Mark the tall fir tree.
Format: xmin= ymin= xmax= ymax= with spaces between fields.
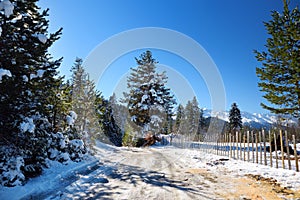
xmin=46 ymin=79 xmax=72 ymax=132
xmin=0 ymin=0 xmax=65 ymax=186
xmin=228 ymin=102 xmax=242 ymax=133
xmin=174 ymin=104 xmax=184 ymax=133
xmin=181 ymin=97 xmax=200 ymax=137
xmin=70 ymin=58 xmax=100 ymax=146
xmin=109 ymin=93 xmax=128 ymax=133
xmin=197 ymin=108 xmax=206 ymax=136
xmin=0 ymin=0 xmax=62 ymax=141
xmin=124 ymin=50 xmax=176 ymax=134
xmin=96 ymin=95 xmax=123 ymax=146
xmin=254 ymin=0 xmax=300 ymax=123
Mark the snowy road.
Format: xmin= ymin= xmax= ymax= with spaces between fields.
xmin=45 ymin=144 xmax=300 ymax=200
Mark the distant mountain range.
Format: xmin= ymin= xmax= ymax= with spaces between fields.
xmin=202 ymin=109 xmax=297 ymax=129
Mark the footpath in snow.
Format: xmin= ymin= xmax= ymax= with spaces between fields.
xmin=1 ymin=141 xmax=300 ymax=199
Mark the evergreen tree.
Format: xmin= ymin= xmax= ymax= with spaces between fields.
xmin=70 ymin=58 xmax=100 ymax=146
xmin=182 ymin=97 xmax=200 ymax=137
xmin=197 ymin=108 xmax=206 ymax=138
xmin=96 ymin=95 xmax=123 ymax=146
xmin=228 ymin=102 xmax=242 ymax=132
xmin=0 ymin=0 xmax=62 ymax=141
xmin=191 ymin=97 xmax=200 ymax=131
xmin=124 ymin=50 xmax=176 ymax=134
xmin=254 ymin=0 xmax=300 ymax=123
xmin=109 ymin=93 xmax=128 ymax=133
xmin=174 ymin=104 xmax=184 ymax=133
xmin=0 ymin=0 xmax=63 ymax=186
xmin=46 ymin=79 xmax=72 ymax=132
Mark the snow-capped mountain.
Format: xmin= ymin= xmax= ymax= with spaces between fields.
xmin=202 ymin=109 xmax=297 ymax=128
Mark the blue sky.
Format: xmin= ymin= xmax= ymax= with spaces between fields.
xmin=39 ymin=0 xmax=299 ymax=113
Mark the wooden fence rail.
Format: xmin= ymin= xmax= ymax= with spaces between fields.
xmin=198 ymin=130 xmax=299 ymax=172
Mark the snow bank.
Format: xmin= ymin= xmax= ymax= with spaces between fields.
xmin=0 ymin=158 xmax=98 ymax=200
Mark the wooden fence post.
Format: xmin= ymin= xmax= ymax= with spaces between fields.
xmin=221 ymin=134 xmax=223 ymax=156
xmin=239 ymin=132 xmax=242 ymax=160
xmin=280 ymin=130 xmax=285 ymax=169
xmin=216 ymin=135 xmax=219 ymax=155
xmin=259 ymin=131 xmax=262 ymax=165
xmin=229 ymin=133 xmax=232 ymax=158
xmin=226 ymin=133 xmax=230 ymax=157
xmin=224 ymin=134 xmax=227 ymax=157
xmin=256 ymin=132 xmax=259 ymax=164
xmin=205 ymin=130 xmax=298 ymax=172
xmin=285 ymin=131 xmax=291 ymax=170
xmin=252 ymin=131 xmax=255 ymax=163
xmin=262 ymin=130 xmax=267 ymax=166
xmin=243 ymin=133 xmax=246 ymax=161
xmin=269 ymin=130 xmax=273 ymax=168
xmin=274 ymin=133 xmax=278 ymax=169
xmin=205 ymin=134 xmax=207 ymax=153
xmin=293 ymin=135 xmax=299 ymax=172
xmin=225 ymin=134 xmax=227 ymax=157
xmin=232 ymin=134 xmax=236 ymax=159
xmin=236 ymin=132 xmax=239 ymax=160
xmin=247 ymin=131 xmax=250 ymax=162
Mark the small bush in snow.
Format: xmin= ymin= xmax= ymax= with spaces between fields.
xmin=69 ymin=139 xmax=86 ymax=162
xmin=0 ymin=147 xmax=25 ymax=187
xmin=48 ymin=131 xmax=87 ymax=163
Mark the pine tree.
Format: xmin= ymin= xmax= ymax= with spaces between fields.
xmin=197 ymin=108 xmax=206 ymax=137
xmin=70 ymin=58 xmax=100 ymax=147
xmin=109 ymin=93 xmax=128 ymax=133
xmin=124 ymin=50 xmax=176 ymax=134
xmin=0 ymin=0 xmax=63 ymax=186
xmin=46 ymin=79 xmax=72 ymax=132
xmin=228 ymin=102 xmax=242 ymax=132
xmin=182 ymin=97 xmax=200 ymax=137
xmin=174 ymin=104 xmax=184 ymax=133
xmin=0 ymin=0 xmax=62 ymax=140
xmin=96 ymin=95 xmax=123 ymax=146
xmin=254 ymin=0 xmax=300 ymax=123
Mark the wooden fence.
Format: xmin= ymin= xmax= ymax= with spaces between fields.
xmin=198 ymin=130 xmax=299 ymax=172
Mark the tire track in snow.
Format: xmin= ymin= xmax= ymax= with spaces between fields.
xmin=21 ymin=160 xmax=102 ymax=200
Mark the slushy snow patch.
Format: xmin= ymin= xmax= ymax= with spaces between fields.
xmin=0 ymin=0 xmax=14 ymax=18
xmin=0 ymin=68 xmax=12 ymax=82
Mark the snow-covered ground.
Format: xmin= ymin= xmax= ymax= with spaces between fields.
xmin=1 ymin=141 xmax=300 ymax=199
